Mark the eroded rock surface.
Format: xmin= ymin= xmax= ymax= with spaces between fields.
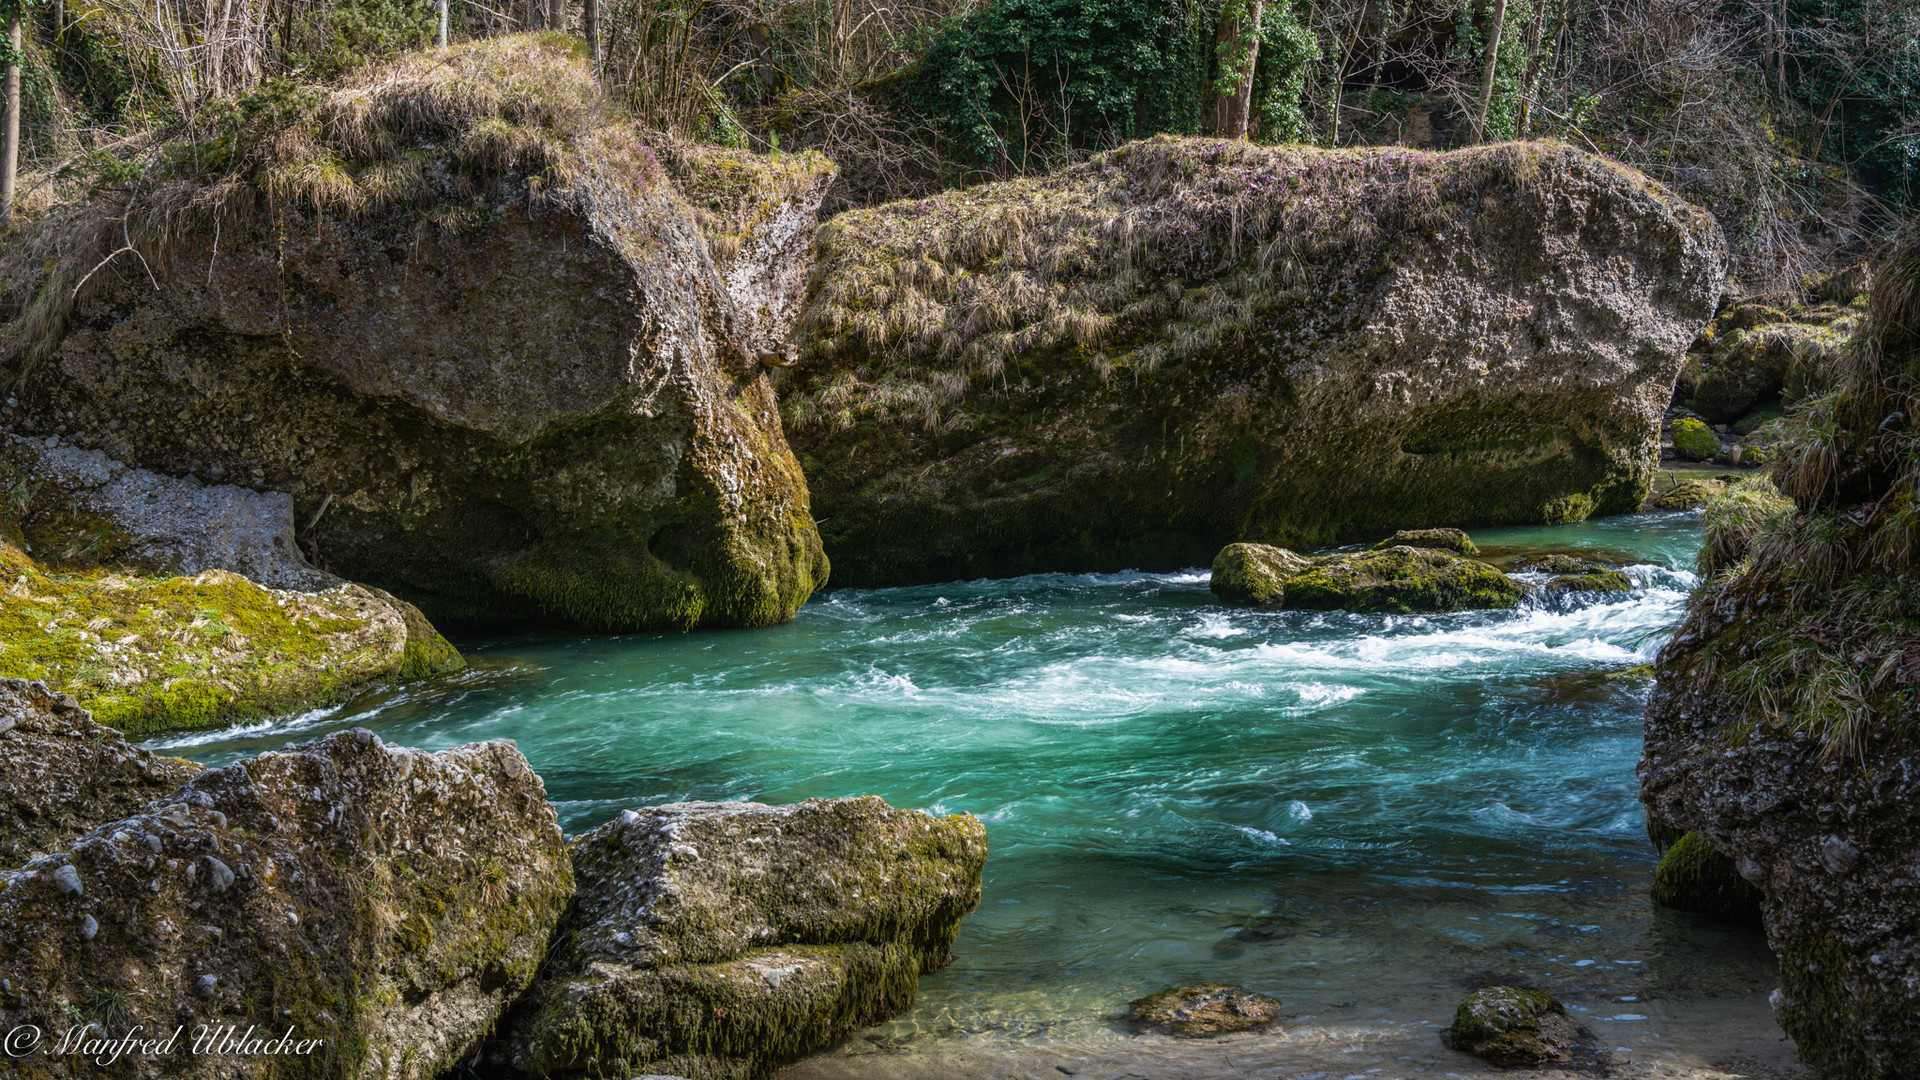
xmin=0 ymin=728 xmax=573 ymax=1080
xmin=1209 ymin=542 xmax=1311 ymax=607
xmin=0 ymin=678 xmax=203 ymax=866
xmin=1125 ymin=983 xmax=1282 ymax=1038
xmin=0 ymin=37 xmax=831 ymax=634
xmin=1282 ymin=546 xmax=1522 ymax=614
xmin=505 ymin=796 xmax=987 ymax=1079
xmin=788 ymin=137 xmax=1726 ymax=585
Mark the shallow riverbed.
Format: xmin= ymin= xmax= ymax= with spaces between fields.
xmin=152 ymin=513 xmax=1796 ymax=1079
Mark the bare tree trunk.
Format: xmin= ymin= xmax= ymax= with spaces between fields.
xmin=1515 ymin=0 xmax=1548 ymax=137
xmin=211 ymin=0 xmax=235 ymax=98
xmin=52 ymin=0 xmax=63 ymax=34
xmin=437 ymin=0 xmax=448 ymax=46
xmin=1472 ymin=0 xmax=1509 ymax=144
xmin=586 ymin=0 xmax=598 ymax=60
xmin=748 ymin=14 xmax=776 ymax=105
xmin=548 ymin=0 xmax=565 ymax=34
xmin=1214 ymin=0 xmax=1263 ymax=138
xmin=1 ymin=13 xmax=18 ymax=230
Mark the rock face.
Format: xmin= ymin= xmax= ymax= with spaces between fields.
xmin=0 ymin=728 xmax=573 ymax=1080
xmin=0 ymin=678 xmax=203 ymax=866
xmin=1209 ymin=542 xmax=1310 ymax=606
xmin=504 ymin=796 xmax=988 ymax=1079
xmin=0 ymin=36 xmax=830 ymax=633
xmin=1 ymin=438 xmax=463 ymax=736
xmin=1441 ymin=986 xmax=1588 ymax=1066
xmin=1282 ymin=546 xmax=1522 ymax=613
xmin=1683 ymin=300 xmax=1857 ymax=425
xmin=1649 ymin=830 xmax=1763 ymax=926
xmin=1642 ymin=235 xmax=1920 ymax=1077
xmin=1125 ymin=983 xmax=1282 ymax=1038
xmin=787 ymin=137 xmax=1725 ymax=586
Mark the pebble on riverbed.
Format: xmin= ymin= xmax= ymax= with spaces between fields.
xmin=1125 ymin=983 xmax=1283 ymax=1038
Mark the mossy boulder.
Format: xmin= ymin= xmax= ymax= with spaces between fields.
xmin=1280 ymin=546 xmax=1523 ymax=614
xmin=1125 ymin=983 xmax=1282 ymax=1038
xmin=786 ymin=137 xmax=1725 ymax=586
xmin=0 ymin=728 xmax=574 ymax=1080
xmin=1441 ymin=986 xmax=1588 ymax=1066
xmin=0 ymin=37 xmax=831 ymax=634
xmin=1210 ymin=542 xmax=1311 ymax=607
xmin=1651 ymin=831 xmax=1763 ymax=926
xmin=1371 ymin=527 xmax=1478 ymax=555
xmin=1648 ymin=476 xmax=1728 ymax=510
xmin=1536 ymin=569 xmax=1633 ymax=595
xmin=1689 ymin=301 xmax=1856 ymax=423
xmin=0 ymin=678 xmax=204 ymax=867
xmin=1669 ymin=418 xmax=1722 ymax=461
xmin=503 ymin=796 xmax=987 ymax=1079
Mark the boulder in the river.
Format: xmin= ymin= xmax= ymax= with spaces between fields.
xmin=0 ymin=437 xmax=463 ymax=735
xmin=0 ymin=36 xmax=831 ymax=634
xmin=1371 ymin=528 xmax=1478 ymax=555
xmin=1210 ymin=543 xmax=1311 ymax=607
xmin=786 ymin=137 xmax=1726 ymax=586
xmin=0 ymin=678 xmax=203 ymax=867
xmin=1125 ymin=983 xmax=1282 ymax=1038
xmin=0 ymin=728 xmax=573 ymax=1079
xmin=1280 ymin=547 xmax=1523 ymax=614
xmin=1650 ymin=831 xmax=1763 ymax=926
xmin=504 ymin=796 xmax=987 ymax=1079
xmin=1647 ymin=477 xmax=1728 ymax=510
xmin=1441 ymin=986 xmax=1588 ymax=1066
xmin=1669 ymin=418 xmax=1722 ymax=462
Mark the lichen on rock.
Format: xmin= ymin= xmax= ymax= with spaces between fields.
xmin=0 ymin=728 xmax=574 ymax=1079
xmin=504 ymin=796 xmax=987 ymax=1079
xmin=1210 ymin=542 xmax=1311 ymax=607
xmin=0 ymin=678 xmax=203 ymax=866
xmin=0 ymin=35 xmax=831 ymax=635
xmin=1441 ymin=986 xmax=1589 ymax=1066
xmin=786 ymin=136 xmax=1725 ymax=586
xmin=1280 ymin=546 xmax=1523 ymax=614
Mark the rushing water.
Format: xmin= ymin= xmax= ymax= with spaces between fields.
xmin=153 ymin=513 xmax=1794 ymax=1079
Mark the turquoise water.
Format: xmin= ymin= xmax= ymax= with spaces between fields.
xmin=152 ymin=513 xmax=1785 ymax=1076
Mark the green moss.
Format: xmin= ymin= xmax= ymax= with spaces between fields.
xmin=1210 ymin=543 xmax=1309 ymax=606
xmin=1671 ymin=418 xmax=1722 ymax=461
xmin=1773 ymin=934 xmax=1914 ymax=1080
xmin=1441 ymin=986 xmax=1575 ymax=1066
xmin=1370 ymin=528 xmax=1477 ymax=555
xmin=1282 ymin=547 xmax=1523 ymax=614
xmin=1540 ymin=569 xmax=1633 ymax=593
xmin=1650 ymin=832 xmax=1763 ymax=925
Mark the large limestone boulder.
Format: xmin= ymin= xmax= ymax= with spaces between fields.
xmin=503 ymin=796 xmax=988 ymax=1079
xmin=0 ymin=36 xmax=830 ymax=633
xmin=0 ymin=728 xmax=573 ymax=1079
xmin=786 ymin=136 xmax=1726 ymax=585
xmin=0 ymin=678 xmax=203 ymax=866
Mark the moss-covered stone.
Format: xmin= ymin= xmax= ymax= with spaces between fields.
xmin=786 ymin=138 xmax=1725 ymax=586
xmin=1125 ymin=983 xmax=1282 ymax=1038
xmin=1648 ymin=477 xmax=1728 ymax=510
xmin=1280 ymin=546 xmax=1523 ymax=614
xmin=1371 ymin=528 xmax=1477 ymax=555
xmin=1440 ymin=986 xmax=1588 ymax=1066
xmin=505 ymin=797 xmax=988 ymax=1079
xmin=0 ymin=37 xmax=831 ymax=635
xmin=1670 ymin=418 xmax=1722 ymax=461
xmin=1650 ymin=831 xmax=1763 ymax=925
xmin=1537 ymin=569 xmax=1634 ymax=594
xmin=1689 ymin=301 xmax=1856 ymax=423
xmin=1210 ymin=542 xmax=1310 ymax=607
xmin=0 ymin=729 xmax=574 ymax=1080
xmin=0 ymin=678 xmax=204 ymax=866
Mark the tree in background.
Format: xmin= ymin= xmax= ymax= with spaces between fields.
xmin=1 ymin=0 xmax=39 ymax=227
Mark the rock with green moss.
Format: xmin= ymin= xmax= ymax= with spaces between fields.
xmin=504 ymin=796 xmax=987 ymax=1079
xmin=1126 ymin=983 xmax=1282 ymax=1038
xmin=1647 ymin=477 xmax=1728 ymax=510
xmin=1371 ymin=528 xmax=1477 ymax=555
xmin=1280 ymin=546 xmax=1523 ymax=614
xmin=786 ymin=137 xmax=1725 ymax=586
xmin=1669 ymin=418 xmax=1723 ymax=461
xmin=1210 ymin=543 xmax=1311 ymax=607
xmin=0 ymin=678 xmax=204 ymax=867
xmin=1689 ymin=301 xmax=1856 ymax=423
xmin=1651 ymin=831 xmax=1763 ymax=925
xmin=0 ymin=728 xmax=574 ymax=1080
xmin=0 ymin=37 xmax=831 ymax=634
xmin=1536 ymin=569 xmax=1633 ymax=595
xmin=1441 ymin=986 xmax=1588 ymax=1066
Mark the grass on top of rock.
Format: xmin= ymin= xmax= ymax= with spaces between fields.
xmin=1676 ymin=231 xmax=1920 ymax=757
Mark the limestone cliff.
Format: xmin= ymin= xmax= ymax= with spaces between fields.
xmin=0 ymin=35 xmax=830 ymax=633
xmin=786 ymin=136 xmax=1726 ymax=585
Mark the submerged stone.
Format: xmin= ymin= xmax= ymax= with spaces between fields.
xmin=1281 ymin=547 xmax=1523 ymax=614
xmin=0 ymin=678 xmax=203 ymax=867
xmin=1371 ymin=528 xmax=1478 ymax=555
xmin=1651 ymin=831 xmax=1763 ymax=926
xmin=787 ymin=137 xmax=1726 ymax=586
xmin=1441 ymin=986 xmax=1588 ymax=1066
xmin=504 ymin=796 xmax=987 ymax=1079
xmin=0 ymin=728 xmax=573 ymax=1079
xmin=1126 ymin=983 xmax=1282 ymax=1038
xmin=1210 ymin=543 xmax=1311 ymax=607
